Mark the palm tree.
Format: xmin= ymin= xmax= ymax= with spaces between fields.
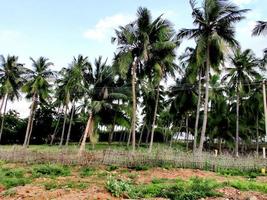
xmin=222 ymin=48 xmax=260 ymax=157
xmin=146 ymin=18 xmax=179 ymax=152
xmin=177 ymin=0 xmax=248 ymax=153
xmin=78 ymin=58 xmax=128 ymax=155
xmin=65 ymin=55 xmax=92 ymax=146
xmin=0 ymin=55 xmax=24 ymax=142
xmin=22 ymin=57 xmax=54 ymax=147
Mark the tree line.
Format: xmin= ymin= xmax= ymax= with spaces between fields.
xmin=0 ymin=0 xmax=267 ymax=156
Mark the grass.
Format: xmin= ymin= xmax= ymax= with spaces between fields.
xmin=0 ymin=168 xmax=31 ymax=189
xmin=79 ymin=167 xmax=96 ymax=177
xmin=217 ymin=168 xmax=264 ymax=178
xmin=106 ymin=176 xmax=222 ymax=199
xmin=228 ymin=179 xmax=267 ymax=194
xmin=43 ymin=180 xmax=88 ymax=190
xmin=32 ymin=164 xmax=71 ymax=178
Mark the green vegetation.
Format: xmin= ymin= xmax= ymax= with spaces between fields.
xmin=43 ymin=181 xmax=88 ymax=190
xmin=32 ymin=164 xmax=70 ymax=178
xmin=217 ymin=168 xmax=264 ymax=178
xmin=79 ymin=167 xmax=96 ymax=177
xmin=0 ymin=168 xmax=30 ymax=189
xmin=106 ymin=176 xmax=222 ymax=199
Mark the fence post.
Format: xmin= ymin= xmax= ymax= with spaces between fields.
xmin=263 ymin=147 xmax=266 ymax=159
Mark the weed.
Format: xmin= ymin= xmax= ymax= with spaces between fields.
xmin=228 ymin=180 xmax=267 ymax=194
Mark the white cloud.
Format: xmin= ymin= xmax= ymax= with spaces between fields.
xmin=83 ymin=14 xmax=133 ymax=42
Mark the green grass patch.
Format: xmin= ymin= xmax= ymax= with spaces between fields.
xmin=106 ymin=165 xmax=118 ymax=171
xmin=217 ymin=168 xmax=263 ymax=178
xmin=106 ymin=176 xmax=222 ymax=199
xmin=79 ymin=167 xmax=96 ymax=177
xmin=32 ymin=164 xmax=70 ymax=178
xmin=43 ymin=181 xmax=88 ymax=190
xmin=0 ymin=168 xmax=31 ymax=189
xmin=228 ymin=180 xmax=267 ymax=194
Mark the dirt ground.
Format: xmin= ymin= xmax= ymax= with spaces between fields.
xmin=1 ymin=167 xmax=267 ymax=200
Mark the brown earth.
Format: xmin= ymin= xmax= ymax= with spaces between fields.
xmin=1 ymin=167 xmax=267 ymax=200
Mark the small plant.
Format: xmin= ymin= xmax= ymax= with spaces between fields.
xmin=106 ymin=165 xmax=118 ymax=172
xmin=79 ymin=167 xmax=96 ymax=177
xmin=128 ymin=164 xmax=150 ymax=171
xmin=32 ymin=164 xmax=70 ymax=178
xmin=106 ymin=176 xmax=133 ymax=197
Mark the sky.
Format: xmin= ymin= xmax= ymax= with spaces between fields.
xmin=0 ymin=0 xmax=266 ymax=117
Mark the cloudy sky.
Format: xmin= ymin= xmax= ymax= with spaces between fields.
xmin=0 ymin=0 xmax=266 ymax=117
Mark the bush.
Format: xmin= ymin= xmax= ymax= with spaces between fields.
xmin=32 ymin=164 xmax=70 ymax=178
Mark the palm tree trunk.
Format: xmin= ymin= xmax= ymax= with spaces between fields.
xmin=131 ymin=59 xmax=137 ymax=152
xmin=149 ymin=84 xmax=160 ymax=153
xmin=78 ymin=112 xmax=92 ymax=157
xmin=59 ymin=106 xmax=68 ymax=147
xmin=256 ymin=113 xmax=259 ymax=157
xmin=50 ymin=107 xmax=62 ymax=145
xmin=65 ymin=102 xmax=75 ymax=146
xmin=108 ymin=114 xmax=116 ymax=145
xmin=262 ymin=80 xmax=267 ymax=141
xmin=186 ymin=114 xmax=189 ymax=151
xmin=0 ymin=95 xmax=8 ymax=142
xmin=235 ymin=86 xmax=240 ymax=157
xmin=219 ymin=138 xmax=222 ymax=155
xmin=138 ymin=120 xmax=146 ymax=147
xmin=0 ymin=94 xmax=7 ymax=115
xmin=23 ymin=94 xmax=36 ymax=148
xmin=193 ymin=74 xmax=202 ymax=153
xmin=197 ymin=47 xmax=210 ymax=153
xmin=26 ymin=108 xmax=36 ymax=147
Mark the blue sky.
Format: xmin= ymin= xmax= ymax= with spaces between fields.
xmin=0 ymin=0 xmax=266 ymax=116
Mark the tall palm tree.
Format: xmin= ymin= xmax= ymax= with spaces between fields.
xmin=0 ymin=55 xmax=24 ymax=142
xmin=22 ymin=57 xmax=54 ymax=147
xmin=177 ymin=0 xmax=248 ymax=153
xmin=65 ymin=55 xmax=92 ymax=146
xmin=146 ymin=19 xmax=179 ymax=152
xmin=112 ymin=7 xmax=152 ymax=151
xmin=222 ymin=48 xmax=260 ymax=157
xmin=78 ymin=58 xmax=128 ymax=155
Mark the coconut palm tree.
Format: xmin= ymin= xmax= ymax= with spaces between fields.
xmin=222 ymin=48 xmax=261 ymax=157
xmin=177 ymin=0 xmax=248 ymax=153
xmin=22 ymin=57 xmax=54 ymax=147
xmin=146 ymin=20 xmax=179 ymax=152
xmin=65 ymin=55 xmax=92 ymax=146
xmin=0 ymin=55 xmax=24 ymax=142
xmin=78 ymin=58 xmax=129 ymax=155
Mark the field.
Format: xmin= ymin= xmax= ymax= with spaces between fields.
xmin=0 ymin=144 xmax=267 ymax=199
